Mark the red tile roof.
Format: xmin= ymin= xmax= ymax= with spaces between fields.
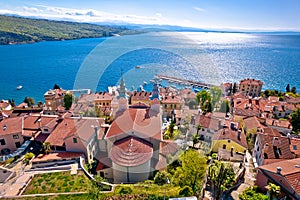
xmin=213 ymin=122 xmax=248 ymax=149
xmin=196 ymin=115 xmax=220 ymax=131
xmin=110 ymin=136 xmax=153 ymax=167
xmin=258 ymin=131 xmax=294 ymax=160
xmin=131 ymin=91 xmax=152 ymax=101
xmin=45 ymin=118 xmax=103 ymax=146
xmin=23 ymin=115 xmax=58 ymax=130
xmin=240 ymin=78 xmax=263 ymax=86
xmin=0 ymin=117 xmax=22 ymax=135
xmin=243 ymin=116 xmax=263 ymax=130
xmin=106 ymin=108 xmax=162 ymax=140
xmin=259 ymin=158 xmax=300 ymax=196
xmin=290 ymin=138 xmax=300 ymax=157
xmin=161 ymin=95 xmax=184 ymax=104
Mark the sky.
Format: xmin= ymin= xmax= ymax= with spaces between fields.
xmin=0 ymin=0 xmax=300 ymax=31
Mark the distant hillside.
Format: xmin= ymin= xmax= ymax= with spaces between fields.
xmin=0 ymin=15 xmax=139 ymax=45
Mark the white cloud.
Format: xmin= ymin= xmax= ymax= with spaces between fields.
xmin=193 ymin=6 xmax=206 ymax=12
xmin=0 ymin=5 xmax=165 ymax=25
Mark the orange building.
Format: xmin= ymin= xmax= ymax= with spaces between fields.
xmin=239 ymin=78 xmax=263 ymax=97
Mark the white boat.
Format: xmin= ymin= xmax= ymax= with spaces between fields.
xmin=143 ymin=81 xmax=147 ymax=85
xmin=16 ymin=85 xmax=23 ymax=90
xmin=135 ymin=66 xmax=142 ymax=69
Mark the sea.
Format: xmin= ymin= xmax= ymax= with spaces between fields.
xmin=0 ymin=31 xmax=300 ymax=104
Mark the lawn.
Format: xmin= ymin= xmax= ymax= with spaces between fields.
xmin=23 ymin=171 xmax=90 ymax=194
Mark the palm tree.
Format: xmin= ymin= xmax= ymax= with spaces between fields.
xmin=43 ymin=142 xmax=51 ymax=154
xmin=209 ymin=161 xmax=235 ymax=200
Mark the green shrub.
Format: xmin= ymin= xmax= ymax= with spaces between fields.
xmin=212 ymin=153 xmax=218 ymax=160
xmin=64 ymin=188 xmax=70 ymax=192
xmin=154 ymin=171 xmax=169 ymax=186
xmin=117 ymin=186 xmax=133 ymax=195
xmin=69 ymin=181 xmax=74 ymax=185
xmin=42 ymin=185 xmax=46 ymax=190
xmin=179 ymin=186 xmax=193 ymax=197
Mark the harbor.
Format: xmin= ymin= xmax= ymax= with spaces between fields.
xmin=155 ymin=74 xmax=216 ymax=89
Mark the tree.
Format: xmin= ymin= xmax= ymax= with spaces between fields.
xmin=88 ymin=175 xmax=106 ymax=200
xmin=37 ymin=101 xmax=43 ymax=108
xmin=239 ymin=186 xmax=269 ymax=200
xmin=291 ymin=86 xmax=297 ymax=94
xmin=286 ymin=84 xmax=290 ymax=93
xmin=210 ymin=86 xmax=222 ymax=108
xmin=219 ymin=100 xmax=230 ymax=113
xmin=265 ymin=183 xmax=280 ymax=199
xmin=43 ymin=142 xmax=51 ymax=154
xmin=64 ymin=93 xmax=73 ymax=110
xmin=208 ymin=161 xmax=235 ymax=200
xmin=53 ymin=84 xmax=61 ymax=89
xmin=154 ymin=171 xmax=169 ymax=186
xmin=10 ymin=99 xmax=15 ymax=107
xmin=24 ymin=152 xmax=34 ymax=165
xmin=24 ymin=97 xmax=35 ymax=107
xmin=196 ymin=90 xmax=211 ymax=107
xmin=172 ymin=150 xmax=207 ymax=196
xmin=232 ymin=83 xmax=237 ymax=94
xmin=196 ymin=124 xmax=201 ymax=135
xmin=192 ymin=134 xmax=199 ymax=148
xmin=291 ymin=108 xmax=300 ymax=134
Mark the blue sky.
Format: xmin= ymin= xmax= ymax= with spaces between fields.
xmin=0 ymin=0 xmax=299 ymax=31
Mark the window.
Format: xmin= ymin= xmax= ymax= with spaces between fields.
xmin=264 ymin=153 xmax=268 ymax=159
xmin=73 ymin=138 xmax=77 ymax=143
xmin=15 ymin=142 xmax=21 ymax=148
xmin=44 ymin=129 xmax=49 ymax=132
xmin=0 ymin=139 xmax=6 ymax=145
xmin=13 ymin=134 xmax=19 ymax=139
xmin=293 ymin=145 xmax=297 ymax=150
xmin=223 ymin=144 xmax=226 ymax=149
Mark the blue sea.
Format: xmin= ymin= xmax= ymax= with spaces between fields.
xmin=0 ymin=32 xmax=300 ymax=104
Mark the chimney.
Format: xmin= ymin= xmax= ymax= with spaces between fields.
xmin=231 ymin=147 xmax=234 ymax=157
xmin=3 ymin=124 xmax=6 ymax=131
xmin=218 ymin=120 xmax=222 ymax=129
xmin=238 ymin=129 xmax=241 ymax=140
xmin=38 ymin=118 xmax=42 ymax=128
xmin=277 ymin=167 xmax=282 ymax=174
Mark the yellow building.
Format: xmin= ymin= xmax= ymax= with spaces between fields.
xmin=130 ymin=91 xmax=152 ymax=106
xmin=211 ymin=122 xmax=248 ymax=153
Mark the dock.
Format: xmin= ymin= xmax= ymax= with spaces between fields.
xmin=155 ymin=75 xmax=216 ymax=89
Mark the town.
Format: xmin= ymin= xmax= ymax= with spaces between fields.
xmin=0 ymin=76 xmax=300 ymax=200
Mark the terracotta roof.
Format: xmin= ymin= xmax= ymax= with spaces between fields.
xmin=23 ymin=115 xmax=58 ymax=130
xmin=234 ymin=99 xmax=261 ymax=117
xmin=259 ymin=158 xmax=300 ymax=196
xmin=159 ymin=140 xmax=178 ymax=156
xmin=155 ymin=154 xmax=167 ymax=170
xmin=213 ymin=121 xmax=248 ymax=149
xmin=106 ymin=108 xmax=162 ymax=140
xmin=258 ymin=131 xmax=294 ymax=160
xmin=32 ymin=152 xmax=82 ymax=163
xmin=44 ymin=89 xmax=65 ymax=99
xmin=196 ymin=115 xmax=220 ymax=131
xmin=46 ymin=118 xmax=104 ymax=146
xmin=240 ymin=78 xmax=263 ymax=86
xmin=110 ymin=136 xmax=153 ymax=167
xmin=131 ymin=91 xmax=152 ymax=101
xmin=266 ymin=119 xmax=292 ymax=129
xmin=179 ymin=88 xmax=197 ymax=99
xmin=243 ymin=116 xmax=262 ymax=130
xmin=284 ymin=95 xmax=300 ymax=104
xmin=161 ymin=95 xmax=184 ymax=104
xmin=0 ymin=117 xmax=22 ymax=135
xmin=290 ymin=138 xmax=300 ymax=157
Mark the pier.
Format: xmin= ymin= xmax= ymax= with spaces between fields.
xmin=155 ymin=75 xmax=216 ymax=89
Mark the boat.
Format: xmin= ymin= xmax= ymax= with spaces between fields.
xmin=16 ymin=85 xmax=23 ymax=90
xmin=143 ymin=81 xmax=147 ymax=85
xmin=135 ymin=66 xmax=142 ymax=69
